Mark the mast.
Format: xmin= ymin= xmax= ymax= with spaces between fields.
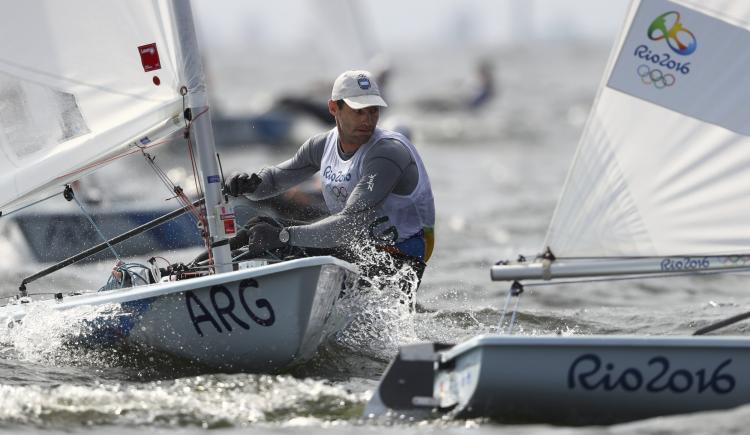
xmin=171 ymin=0 xmax=232 ymax=273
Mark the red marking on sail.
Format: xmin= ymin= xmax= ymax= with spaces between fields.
xmin=138 ymin=43 xmax=161 ymax=72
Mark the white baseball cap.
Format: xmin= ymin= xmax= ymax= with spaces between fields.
xmin=331 ymin=70 xmax=388 ymax=109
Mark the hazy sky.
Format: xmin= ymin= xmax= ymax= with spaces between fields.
xmin=192 ymin=0 xmax=632 ymax=52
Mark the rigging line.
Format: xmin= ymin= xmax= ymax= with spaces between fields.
xmin=506 ymin=291 xmax=523 ymax=335
xmin=138 ymin=150 xmax=202 ymax=223
xmin=182 ymin=91 xmax=188 ymax=129
xmin=146 ymin=152 xmax=204 ymax=223
xmin=174 ymin=188 xmax=205 ymax=229
xmin=71 ymin=194 xmax=121 ymax=262
xmin=54 ymin=133 xmax=180 ymax=181
xmin=186 ymin=134 xmax=203 ymax=200
xmin=182 ymin=95 xmax=203 ymax=201
xmin=143 ymin=154 xmax=176 ymax=193
xmin=181 ymin=95 xmax=213 ymax=270
xmin=520 ymin=267 xmax=750 ymax=288
xmin=186 ymin=116 xmax=206 ymax=201
xmin=693 ymin=311 xmax=750 ymax=336
xmin=1 ymin=190 xmax=61 ymax=217
xmin=184 ymin=127 xmax=206 ymax=210
xmin=497 ymin=287 xmax=515 ymax=332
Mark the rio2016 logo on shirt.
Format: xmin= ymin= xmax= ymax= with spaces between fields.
xmin=647 ymin=11 xmax=697 ymax=56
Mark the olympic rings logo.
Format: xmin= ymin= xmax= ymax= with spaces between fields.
xmin=328 ymin=185 xmax=348 ymax=203
xmin=648 ymin=11 xmax=697 ymax=56
xmin=637 ymin=64 xmax=675 ymax=89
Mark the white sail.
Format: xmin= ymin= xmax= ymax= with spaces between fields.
xmin=0 ymin=1 xmax=200 ymax=214
xmin=545 ymin=0 xmax=750 ymax=258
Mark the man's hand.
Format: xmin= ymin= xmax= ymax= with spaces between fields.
xmin=243 ymin=215 xmax=281 ymax=230
xmin=225 ymin=172 xmax=262 ymax=197
xmin=247 ymin=222 xmax=285 ymax=251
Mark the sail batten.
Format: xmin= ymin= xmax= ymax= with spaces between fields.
xmin=546 ymin=0 xmax=750 ymax=258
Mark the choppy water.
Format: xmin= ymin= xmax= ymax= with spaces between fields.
xmin=1 ymin=44 xmax=750 ymax=434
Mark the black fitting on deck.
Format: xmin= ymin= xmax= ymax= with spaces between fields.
xmin=510 ymin=280 xmax=524 ymax=297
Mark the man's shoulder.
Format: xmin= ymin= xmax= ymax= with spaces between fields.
xmin=306 ymin=130 xmax=332 ymax=149
xmin=372 ymin=136 xmax=411 ymax=157
xmin=300 ymin=130 xmax=335 ymax=161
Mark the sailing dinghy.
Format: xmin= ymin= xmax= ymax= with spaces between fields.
xmin=367 ymin=0 xmax=750 ymax=424
xmin=0 ymin=1 xmax=358 ymax=372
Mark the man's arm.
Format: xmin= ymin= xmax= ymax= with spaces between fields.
xmin=244 ymin=132 xmax=328 ymax=200
xmin=287 ymin=139 xmax=415 ymax=247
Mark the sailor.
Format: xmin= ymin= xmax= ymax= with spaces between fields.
xmin=414 ymin=59 xmax=496 ymax=112
xmin=226 ymin=70 xmax=435 ymax=300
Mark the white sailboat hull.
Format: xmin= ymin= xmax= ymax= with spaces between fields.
xmin=2 ymin=256 xmax=358 ymax=372
xmin=368 ymin=335 xmax=750 ymax=424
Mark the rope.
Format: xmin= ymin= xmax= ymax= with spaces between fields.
xmin=52 ymin=86 xmax=206 ymax=183
xmin=55 ymin=135 xmax=178 ymax=182
xmin=498 ymin=281 xmax=524 ymax=335
xmin=497 ymin=286 xmax=515 ymax=332
xmin=1 ymin=191 xmax=61 ymax=217
xmin=71 ymin=194 xmax=121 ymax=262
xmin=98 ymin=262 xmax=153 ymax=292
xmin=183 ymin=102 xmax=214 ymax=272
xmin=140 ymin=151 xmax=203 ymax=224
xmin=506 ymin=291 xmax=523 ymax=334
xmin=130 ymin=91 xmax=213 ymax=273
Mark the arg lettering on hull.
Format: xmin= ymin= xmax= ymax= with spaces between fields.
xmin=184 ymin=278 xmax=275 ymax=337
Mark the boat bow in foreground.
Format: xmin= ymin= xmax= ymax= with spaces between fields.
xmin=2 ymin=256 xmax=358 ymax=372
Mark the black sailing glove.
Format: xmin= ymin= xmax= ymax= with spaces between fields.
xmin=225 ymin=172 xmax=262 ymax=197
xmin=247 ymin=222 xmax=285 ymax=251
xmin=243 ymin=215 xmax=281 ymax=230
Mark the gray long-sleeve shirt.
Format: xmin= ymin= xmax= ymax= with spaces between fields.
xmin=247 ymin=131 xmax=419 ymax=248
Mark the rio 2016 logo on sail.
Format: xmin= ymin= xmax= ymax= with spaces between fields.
xmin=633 ymin=11 xmax=697 ymax=85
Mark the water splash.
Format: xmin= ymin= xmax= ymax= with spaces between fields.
xmin=322 ymin=243 xmax=422 ymax=365
xmin=0 ymin=302 xmax=128 ymax=368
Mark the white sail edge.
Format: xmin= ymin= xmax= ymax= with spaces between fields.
xmin=541 ymin=0 xmax=641 ymax=251
xmin=0 ymin=1 xmax=189 ymax=213
xmin=0 ymin=111 xmax=184 ymax=216
xmin=491 ymin=254 xmax=750 ymax=282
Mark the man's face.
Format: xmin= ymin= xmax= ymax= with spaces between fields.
xmin=329 ymin=100 xmax=380 ymax=146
